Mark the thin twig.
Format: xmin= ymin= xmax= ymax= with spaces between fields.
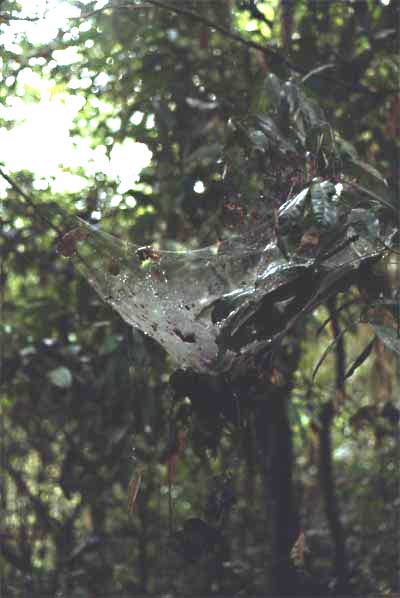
xmin=327 ymin=297 xmax=346 ymax=393
xmin=312 ymin=324 xmax=349 ymax=383
xmin=317 ymin=298 xmax=358 ymax=336
xmin=0 ymin=14 xmax=40 ymax=22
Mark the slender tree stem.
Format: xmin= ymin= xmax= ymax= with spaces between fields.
xmin=318 ymin=298 xmax=349 ymax=592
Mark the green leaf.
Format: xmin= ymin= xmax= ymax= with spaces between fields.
xmin=99 ymin=334 xmax=121 ymax=355
xmin=310 ymin=181 xmax=338 ymax=229
xmin=48 ymin=366 xmax=73 ymax=388
xmin=337 ymin=137 xmax=358 ymax=161
xmin=347 ymin=208 xmax=380 ymax=242
xmin=312 ymin=325 xmax=350 ymax=382
xmin=301 ymin=63 xmax=335 ymax=84
xmin=279 ymin=186 xmax=310 ymax=230
xmin=350 ymin=158 xmax=388 ymax=186
xmin=345 ymin=338 xmax=375 ymax=379
xmin=249 ymin=130 xmax=269 ymax=148
xmin=255 ymin=114 xmax=296 ymax=153
xmin=185 ymin=143 xmax=222 ymax=170
xmin=349 ymin=181 xmax=396 ymax=213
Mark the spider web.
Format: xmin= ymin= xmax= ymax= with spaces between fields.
xmin=69 ymin=213 xmax=278 ymax=372
xmin=62 ymin=184 xmax=396 ymax=373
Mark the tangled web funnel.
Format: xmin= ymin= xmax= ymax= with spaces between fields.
xmin=61 ymin=177 xmax=397 ymax=373
xmin=66 ymin=215 xmax=276 ymax=372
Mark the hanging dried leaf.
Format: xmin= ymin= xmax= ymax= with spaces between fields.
xmin=385 ymin=95 xmax=399 ymax=140
xmin=57 ymin=228 xmax=88 ymax=257
xmin=297 ymin=226 xmax=320 ymax=256
xmin=255 ymin=49 xmax=268 ymax=75
xmin=291 ymin=530 xmax=307 ymax=569
xmin=334 ymin=389 xmax=347 ymax=408
xmin=373 ymin=338 xmax=394 ymax=401
xmin=162 ymin=430 xmax=188 ymax=484
xmin=199 ymin=26 xmax=209 ymax=50
xmin=107 ymin=257 xmax=122 ymax=276
xmin=127 ymin=469 xmax=143 ymax=514
xmin=349 ymin=405 xmax=377 ymax=431
xmin=177 ymin=429 xmax=188 ymax=452
xmin=166 ymin=454 xmax=178 ymax=484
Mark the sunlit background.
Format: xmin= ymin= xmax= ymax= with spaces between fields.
xmin=0 ymin=0 xmax=391 ymax=198
xmin=0 ymin=0 xmax=152 ymax=198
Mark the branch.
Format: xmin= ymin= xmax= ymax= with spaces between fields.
xmin=327 ymin=297 xmax=346 ymax=394
xmin=0 ymin=14 xmax=40 ymax=22
xmin=132 ymin=0 xmax=389 ymax=98
xmin=0 ymin=168 xmax=62 ymax=235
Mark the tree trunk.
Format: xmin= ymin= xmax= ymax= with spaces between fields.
xmin=319 ymin=401 xmax=349 ymax=594
xmin=257 ymin=391 xmax=300 ymax=596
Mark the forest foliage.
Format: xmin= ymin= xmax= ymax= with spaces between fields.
xmin=1 ymin=1 xmax=399 ymax=597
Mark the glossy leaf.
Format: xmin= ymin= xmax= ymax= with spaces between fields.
xmin=345 ymin=338 xmax=375 ymax=379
